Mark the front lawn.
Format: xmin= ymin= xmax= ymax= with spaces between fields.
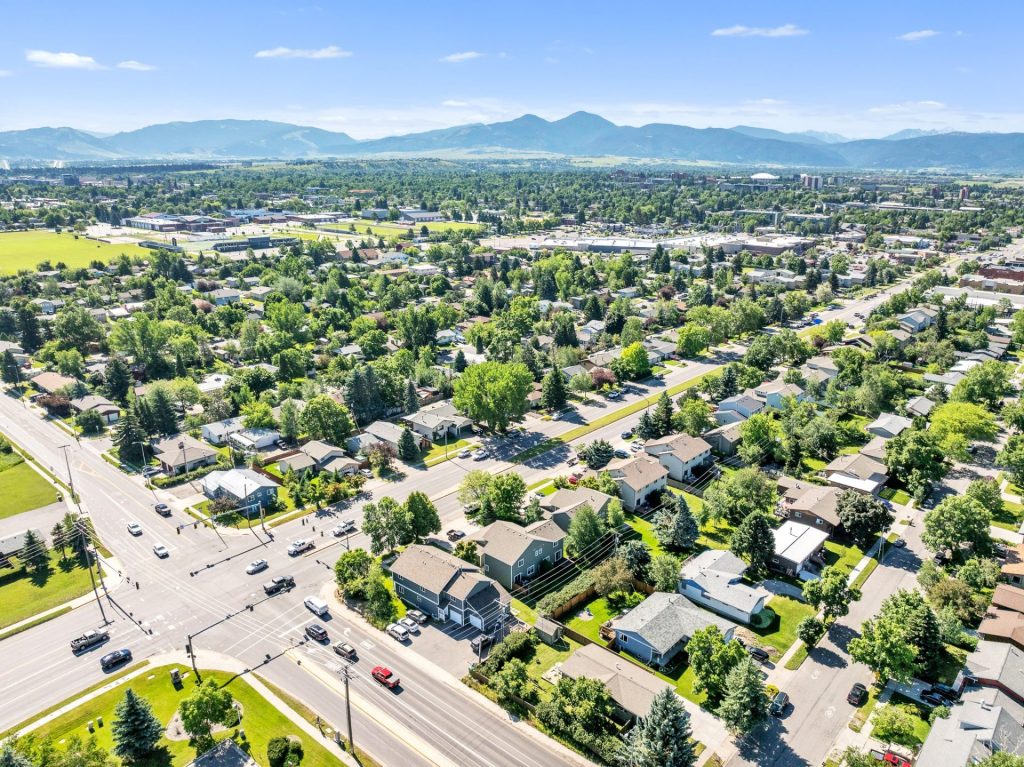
xmin=0 ymin=457 xmax=59 ymax=520
xmin=880 ymin=487 xmax=912 ymax=506
xmin=879 ymin=693 xmax=933 ymax=748
xmin=993 ymin=499 xmax=1024 ymax=532
xmin=823 ymin=539 xmax=866 ymax=577
xmin=25 ymin=666 xmax=340 ymax=767
xmin=0 ymin=550 xmax=95 ymax=629
xmin=749 ymin=595 xmax=816 ymax=655
xmin=423 ymin=437 xmax=474 ymax=465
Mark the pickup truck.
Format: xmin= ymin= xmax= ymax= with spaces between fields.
xmin=71 ymin=629 xmax=110 ymax=652
xmin=263 ymin=575 xmax=295 ymax=595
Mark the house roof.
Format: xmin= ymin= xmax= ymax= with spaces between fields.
xmin=472 ymin=520 xmax=564 ymax=565
xmin=773 ymin=520 xmax=829 ymax=565
xmin=784 ymin=482 xmax=842 ymax=527
xmin=610 ymin=592 xmax=735 ymax=655
xmin=203 ymin=468 xmax=277 ymax=499
xmin=32 ymin=371 xmax=77 ymax=393
xmin=153 ymin=434 xmax=217 ymax=467
xmin=979 ymin=609 xmax=1024 ymax=648
xmin=905 ymin=395 xmax=935 ymax=417
xmin=866 ymin=412 xmax=913 ymax=436
xmin=823 ymin=453 xmax=888 ymax=483
xmin=965 ymin=640 xmax=1024 ymax=693
xmin=279 ymin=453 xmax=316 ymax=472
xmin=679 ymin=550 xmax=768 ymax=615
xmin=1002 ymin=544 xmax=1024 ymax=578
xmin=719 ymin=394 xmax=764 ymax=412
xmin=559 ymin=643 xmax=673 ymax=719
xmin=607 ymin=456 xmax=669 ymax=491
xmin=204 ymin=416 xmax=244 ymax=438
xmin=993 ymin=583 xmax=1024 ymax=614
xmin=390 ymin=544 xmax=479 ymax=596
xmin=301 ymin=440 xmax=344 ymax=463
xmin=859 ymin=435 xmax=889 ymax=462
xmin=643 ymin=434 xmax=712 ymax=463
xmin=916 ymin=700 xmax=1024 ymax=767
xmin=70 ymin=394 xmax=118 ymax=414
xmin=541 ymin=487 xmax=613 ymax=516
xmin=364 ymin=420 xmax=406 ymax=445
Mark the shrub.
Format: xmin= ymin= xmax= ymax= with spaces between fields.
xmin=482 ymin=631 xmax=536 ymax=674
xmin=267 ymin=737 xmax=290 ymax=767
xmin=536 ymin=571 xmax=595 ymax=616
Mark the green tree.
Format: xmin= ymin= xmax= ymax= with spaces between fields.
xmin=146 ymin=386 xmax=178 ymax=435
xmin=241 ymin=401 xmax=276 ymax=430
xmin=542 ymin=366 xmax=568 ymax=411
xmin=453 ymin=539 xmax=479 ymax=564
xmin=566 ymin=504 xmax=605 ymax=558
xmin=580 ymin=439 xmax=614 ymax=469
xmin=802 ymin=566 xmax=860 ymax=622
xmin=178 ymin=679 xmax=234 ymax=747
xmin=675 ymin=324 xmax=711 ymax=358
xmin=702 ymin=468 xmax=776 ymax=525
xmin=871 ymin=704 xmax=918 ymax=744
xmin=0 ymin=743 xmax=33 ymax=767
xmin=618 ymin=687 xmax=696 ymax=767
xmin=405 ymin=491 xmax=441 ymax=541
xmin=849 ymin=611 xmax=919 ymax=683
xmin=111 ymin=689 xmax=164 ymax=763
xmin=999 ymin=434 xmax=1024 ymax=485
xmin=457 ymin=470 xmax=493 ymax=509
xmin=619 ymin=540 xmax=651 ymax=580
xmin=334 ymin=548 xmax=373 ymax=598
xmin=490 ymin=473 xmax=526 ymax=520
xmin=835 ymin=490 xmax=894 ymax=546
xmin=398 ymin=427 xmax=420 ymax=462
xmin=20 ymin=528 xmax=49 ymax=574
xmin=648 ymin=553 xmax=681 ymax=592
xmin=672 ymin=397 xmax=713 ymax=437
xmin=950 ymin=360 xmax=1011 ymax=409
xmin=729 ymin=512 xmax=775 ymax=579
xmin=613 ymin=342 xmax=652 ymax=381
xmin=593 ymin=556 xmax=633 ymax=596
xmin=654 ymin=495 xmax=698 ymax=551
xmin=738 ymin=413 xmax=781 ymax=465
xmin=363 ymin=563 xmax=398 ymax=627
xmin=569 ymin=372 xmax=594 ymax=401
xmin=686 ymin=625 xmax=746 ymax=708
xmin=652 ymin=392 xmax=673 ymax=437
xmin=278 ymin=399 xmax=300 ymax=442
xmin=1 ymin=350 xmax=20 ymax=385
xmin=77 ymin=408 xmax=105 ymax=435
xmin=491 ymin=658 xmax=535 ymax=704
xmin=299 ymin=395 xmax=354 ymax=445
xmin=797 ymin=616 xmax=825 ymax=646
xmin=361 ymin=497 xmax=410 ymax=555
xmin=404 ymin=379 xmax=419 ymax=413
xmin=883 ymin=429 xmax=947 ymax=497
xmin=453 ymin=361 xmax=532 ymax=432
xmin=716 ymin=657 xmax=770 ymax=736
xmin=923 ymin=496 xmax=991 ymax=555
xmin=931 ymin=401 xmax=997 ymax=459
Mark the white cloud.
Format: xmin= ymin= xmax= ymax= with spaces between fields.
xmin=868 ymin=100 xmax=946 ymax=114
xmin=117 ymin=60 xmax=155 ymax=71
xmin=440 ymin=51 xmax=482 ymax=63
xmin=0 ymin=70 xmax=11 ymax=77
xmin=441 ymin=100 xmax=469 ymax=108
xmin=255 ymin=46 xmax=351 ymax=60
xmin=711 ymin=24 xmax=808 ymax=38
xmin=25 ymin=50 xmax=103 ymax=69
xmin=898 ymin=29 xmax=939 ymax=41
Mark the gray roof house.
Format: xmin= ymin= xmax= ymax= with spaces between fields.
xmin=822 ymin=453 xmax=889 ymax=495
xmin=152 ymin=434 xmax=218 ymax=475
xmin=705 ymin=421 xmax=743 ymax=455
xmin=347 ymin=420 xmax=428 ymax=456
xmin=678 ymin=550 xmax=769 ymax=625
xmin=201 ymin=416 xmax=245 ymax=446
xmin=470 ymin=520 xmax=565 ymax=591
xmin=201 ymin=468 xmax=278 ymax=512
xmin=540 ymin=487 xmax=613 ymax=532
xmin=916 ymin=698 xmax=1024 ymax=767
xmin=958 ymin=641 xmax=1024 ymax=707
xmin=390 ymin=544 xmax=509 ymax=631
xmin=69 ymin=394 xmax=120 ymax=424
xmin=606 ymin=456 xmax=669 ymax=512
xmin=608 ymin=592 xmax=736 ymax=666
xmin=402 ymin=400 xmax=473 ymax=440
xmin=559 ymin=643 xmax=673 ymax=722
xmin=866 ymin=412 xmax=913 ymax=439
xmin=905 ymin=395 xmax=935 ymax=418
xmin=718 ymin=394 xmax=765 ymax=419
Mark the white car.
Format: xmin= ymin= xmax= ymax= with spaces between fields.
xmin=386 ymin=623 xmax=411 ymax=642
xmin=288 ymin=539 xmax=314 ymax=556
xmin=126 ymin=521 xmax=143 ymax=536
xmin=457 ymin=449 xmax=472 ymax=459
xmin=332 ymin=521 xmax=357 ymax=537
xmin=473 ymin=449 xmax=490 ymax=461
xmin=399 ymin=617 xmax=421 ymax=635
xmin=152 ymin=543 xmax=169 ymax=558
xmin=246 ymin=559 xmax=269 ymax=574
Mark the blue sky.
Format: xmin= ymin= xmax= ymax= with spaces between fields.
xmin=2 ymin=0 xmax=1022 ymax=138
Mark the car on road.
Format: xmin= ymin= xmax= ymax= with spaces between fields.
xmin=245 ymin=559 xmax=269 ymax=575
xmin=331 ymin=520 xmax=357 ymax=537
xmin=100 ymin=648 xmax=132 ymax=671
xmin=333 ymin=641 xmax=357 ymax=660
xmin=892 ymin=538 xmax=906 ymax=548
xmin=263 ymin=575 xmax=295 ymax=595
xmin=446 ymin=530 xmax=465 ymax=542
xmin=613 ymin=449 xmax=629 ymax=459
xmin=473 ymin=449 xmax=490 ymax=461
xmin=847 ymin=683 xmax=868 ymax=706
xmin=305 ymin=624 xmax=328 ymax=642
xmin=769 ymin=691 xmax=790 ymax=716
xmin=399 ymin=617 xmax=421 ymax=635
xmin=152 ymin=543 xmax=169 ymax=558
xmin=154 ymin=503 xmax=171 ymax=517
xmin=372 ymin=665 xmax=399 ymax=689
xmin=288 ymin=539 xmax=314 ymax=556
xmin=126 ymin=521 xmax=143 ymax=536
xmin=566 ymin=455 xmax=578 ymax=466
xmin=747 ymin=645 xmax=770 ymax=663
xmin=457 ymin=449 xmax=472 ymax=459
xmin=386 ymin=623 xmax=411 ymax=642
xmin=620 ymin=429 xmax=633 ymax=439
xmin=71 ymin=629 xmax=110 ymax=653
xmin=406 ymin=609 xmax=429 ymax=625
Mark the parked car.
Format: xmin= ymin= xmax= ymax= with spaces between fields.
xmin=446 ymin=530 xmax=465 ymax=542
xmin=847 ymin=683 xmax=867 ymax=706
xmin=152 ymin=543 xmax=169 ymax=558
xmin=620 ymin=429 xmax=633 ymax=439
xmin=747 ymin=645 xmax=770 ymax=663
xmin=929 ymin=683 xmax=960 ymax=702
xmin=360 ymin=468 xmax=373 ymax=478
xmin=566 ymin=455 xmax=579 ymax=466
xmin=275 ymin=439 xmax=289 ymax=450
xmin=629 ymin=442 xmax=643 ymax=452
xmin=332 ymin=520 xmax=357 ymax=537
xmin=71 ymin=629 xmax=110 ymax=653
xmin=921 ymin=691 xmax=947 ymax=708
xmin=406 ymin=609 xmax=429 ymax=625
xmin=305 ymin=624 xmax=328 ymax=642
xmin=245 ymin=559 xmax=269 ymax=575
xmin=142 ymin=466 xmax=160 ymax=478
xmin=457 ymin=449 xmax=472 ymax=459
xmin=892 ymin=538 xmax=906 ymax=548
xmin=399 ymin=617 xmax=421 ymax=635
xmin=386 ymin=623 xmax=410 ymax=642
xmin=333 ymin=641 xmax=357 ymax=660
xmin=606 ymin=390 xmax=621 ymax=400
xmin=372 ymin=665 xmax=399 ymax=689
xmin=288 ymin=539 xmax=314 ymax=556
xmin=470 ymin=634 xmax=493 ymax=654
xmin=473 ymin=449 xmax=490 ymax=461
xmin=263 ymin=575 xmax=295 ymax=595
xmin=613 ymin=449 xmax=629 ymax=459
xmin=769 ymin=691 xmax=790 ymax=716
xmin=100 ymin=648 xmax=132 ymax=671
xmin=126 ymin=521 xmax=143 ymax=536
xmin=154 ymin=503 xmax=171 ymax=517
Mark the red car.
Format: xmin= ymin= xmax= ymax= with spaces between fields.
xmin=372 ymin=665 xmax=399 ymax=689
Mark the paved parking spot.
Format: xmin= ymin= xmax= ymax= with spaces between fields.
xmin=405 ymin=621 xmax=479 ymax=675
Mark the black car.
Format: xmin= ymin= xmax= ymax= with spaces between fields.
xmin=263 ymin=575 xmax=295 ymax=595
xmin=470 ymin=634 xmax=493 ymax=654
xmin=305 ymin=624 xmax=328 ymax=642
xmin=921 ymin=691 xmax=947 ymax=708
xmin=746 ymin=645 xmax=770 ymax=663
xmin=769 ymin=691 xmax=790 ymax=717
xmin=847 ymin=683 xmax=868 ymax=706
xmin=929 ymin=683 xmax=960 ymax=703
xmin=100 ymin=648 xmax=132 ymax=671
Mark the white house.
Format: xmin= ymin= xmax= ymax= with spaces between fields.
xmin=202 ymin=416 xmax=245 ymax=446
xmin=772 ymin=521 xmax=829 ymax=578
xmin=643 ymin=434 xmax=712 ymax=482
xmin=228 ymin=428 xmax=281 ymax=452
xmin=606 ymin=456 xmax=668 ymax=511
xmin=678 ymin=550 xmax=769 ymax=624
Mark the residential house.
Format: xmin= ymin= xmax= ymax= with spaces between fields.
xmin=347 ymin=421 xmax=427 ymax=456
xmin=198 ymin=372 xmax=232 ymax=395
xmin=152 ymin=434 xmax=218 ymax=475
xmin=905 ymin=395 xmax=935 ymax=418
xmin=201 ymin=416 xmax=245 ymax=446
xmin=958 ymin=640 xmax=1024 ymax=707
xmin=644 ymin=338 xmax=676 ymax=362
xmin=278 ymin=440 xmax=360 ymax=476
xmin=606 ymin=456 xmax=669 ymax=511
xmin=865 ymin=413 xmax=913 ymax=439
xmin=822 ymin=453 xmax=889 ymax=495
xmin=897 ymin=307 xmax=938 ymax=333
xmin=228 ymin=428 xmax=280 ymax=452
xmin=31 ymin=371 xmax=78 ymax=394
xmin=608 ymin=592 xmax=736 ymax=666
xmin=1002 ymin=544 xmax=1024 ymax=589
xmin=470 ymin=519 xmax=565 ymax=591
xmin=978 ymin=585 xmax=1024 ymax=651
xmin=30 ymin=297 xmax=63 ymax=314
xmin=916 ymin=698 xmax=1024 ymax=767
xmin=209 ymin=288 xmax=241 ymax=306
xmin=772 ymin=520 xmax=829 ymax=577
xmin=201 ymin=468 xmax=278 ymax=512
xmin=559 ymin=643 xmax=674 ymax=722
xmin=750 ymin=380 xmax=806 ymax=410
xmin=401 ymin=400 xmax=473 ymax=441
xmin=0 ymin=341 xmax=29 ymax=367
xmin=69 ymin=395 xmax=120 ymax=425
xmin=643 ymin=434 xmax=712 ymax=482
xmin=800 ymin=355 xmax=839 ymax=385
xmin=780 ymin=480 xmax=843 ymax=535
xmin=858 ymin=436 xmax=889 ymax=463
xmin=704 ymin=422 xmax=743 ymax=456
xmin=678 ymin=550 xmax=769 ymax=624
xmin=718 ymin=394 xmax=765 ymax=419
xmin=540 ymin=487 xmax=613 ymax=533
xmin=389 ymin=544 xmax=509 ymax=630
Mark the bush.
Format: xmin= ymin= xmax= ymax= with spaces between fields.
xmin=267 ymin=737 xmax=289 ymax=767
xmin=606 ymin=589 xmax=644 ymax=612
xmin=536 ymin=571 xmax=595 ymax=616
xmin=152 ymin=458 xmax=229 ymax=488
xmin=482 ymin=631 xmax=537 ymax=674
xmin=797 ymin=616 xmax=825 ymax=646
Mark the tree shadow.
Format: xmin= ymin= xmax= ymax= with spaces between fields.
xmin=139 ymin=745 xmax=174 ymax=767
xmin=735 ymin=718 xmax=811 ymax=767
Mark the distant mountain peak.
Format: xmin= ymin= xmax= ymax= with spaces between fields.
xmin=881 ymin=128 xmax=954 ymax=141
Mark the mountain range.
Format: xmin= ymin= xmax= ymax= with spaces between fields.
xmin=2 ymin=112 xmax=1022 ymax=171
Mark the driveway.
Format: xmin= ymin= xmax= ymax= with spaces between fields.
xmin=405 ymin=619 xmax=482 ymax=676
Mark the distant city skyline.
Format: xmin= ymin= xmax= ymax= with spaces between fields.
xmin=2 ymin=0 xmax=1021 ymax=139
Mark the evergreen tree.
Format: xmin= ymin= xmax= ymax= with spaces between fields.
xmin=147 ymin=387 xmax=178 ymax=435
xmin=1 ymin=350 xmax=19 ymax=385
xmin=619 ymin=687 xmax=696 ymax=767
xmin=111 ymin=689 xmax=164 ymax=763
xmin=541 ymin=365 xmax=568 ymax=411
xmin=16 ymin=307 xmax=42 ymax=353
xmin=404 ymin=380 xmax=420 ymax=413
xmin=113 ymin=407 xmax=148 ymax=466
xmin=103 ymin=358 xmax=132 ymax=402
xmin=278 ymin=399 xmax=299 ymax=442
xmin=717 ymin=657 xmax=770 ymax=736
xmin=0 ymin=744 xmax=32 ymax=767
xmin=654 ymin=495 xmax=699 ymax=551
xmin=21 ymin=528 xmax=49 ymax=573
xmin=730 ymin=512 xmax=775 ymax=579
xmin=398 ymin=427 xmax=420 ymax=462
xmin=453 ymin=349 xmax=468 ymax=372
xmin=50 ymin=521 xmax=67 ymax=558
xmin=718 ymin=365 xmax=738 ymax=399
xmin=652 ymin=392 xmax=673 ymax=437
xmin=636 ymin=411 xmax=659 ymax=440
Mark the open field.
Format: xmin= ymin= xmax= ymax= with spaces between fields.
xmin=321 ymin=220 xmax=484 ymax=240
xmin=0 ymin=550 xmax=94 ymax=629
xmin=0 ymin=231 xmax=149 ymax=274
xmin=0 ymin=454 xmax=60 ymax=519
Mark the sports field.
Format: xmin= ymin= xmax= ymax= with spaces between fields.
xmin=322 ymin=219 xmax=484 ymax=239
xmin=0 ymin=230 xmax=149 ymax=274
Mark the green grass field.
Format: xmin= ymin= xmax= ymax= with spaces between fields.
xmin=0 ymin=550 xmax=94 ymax=629
xmin=0 ymin=458 xmax=60 ymax=520
xmin=23 ymin=666 xmax=341 ymax=767
xmin=321 ymin=220 xmax=484 ymax=240
xmin=0 ymin=231 xmax=149 ymax=274
xmin=750 ymin=596 xmax=816 ymax=655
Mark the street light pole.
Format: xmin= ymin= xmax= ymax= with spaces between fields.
xmin=136 ymin=441 xmax=157 ymax=499
xmin=58 ymin=444 xmax=76 ymax=502
xmin=341 ymin=664 xmax=354 ymax=753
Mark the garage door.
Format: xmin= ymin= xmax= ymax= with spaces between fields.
xmin=469 ymin=612 xmax=483 ymax=630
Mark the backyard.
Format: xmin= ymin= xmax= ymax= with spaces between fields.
xmin=0 ymin=230 xmax=148 ymax=274
xmin=21 ymin=666 xmax=341 ymax=767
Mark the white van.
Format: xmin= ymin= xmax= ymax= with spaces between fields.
xmin=304 ymin=596 xmax=329 ymax=617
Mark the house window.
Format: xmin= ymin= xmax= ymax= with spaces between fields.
xmin=555 ymin=550 xmax=562 ymax=560
xmin=793 ymin=512 xmax=802 ymax=518
xmin=534 ymin=548 xmax=543 ymax=557
xmin=395 ymin=584 xmax=404 ymax=595
xmin=527 ymin=564 xmax=536 ymax=576
xmin=517 ymin=559 xmax=525 ymax=568
xmin=483 ymin=564 xmax=489 ymax=573
xmin=815 ymin=518 xmax=822 ymax=525
xmin=620 ymin=635 xmax=628 ymax=644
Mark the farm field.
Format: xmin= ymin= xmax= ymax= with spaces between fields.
xmin=0 ymin=231 xmax=148 ymax=274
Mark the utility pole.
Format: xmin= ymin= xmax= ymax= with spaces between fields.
xmin=136 ymin=441 xmax=157 ymax=499
xmin=187 ymin=633 xmax=200 ymax=682
xmin=341 ymin=664 xmax=354 ymax=753
xmin=79 ymin=518 xmax=109 ymax=624
xmin=58 ymin=444 xmax=76 ymax=502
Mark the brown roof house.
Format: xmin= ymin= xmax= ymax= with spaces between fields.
xmin=559 ymin=643 xmax=673 ymax=722
xmin=470 ymin=519 xmax=565 ymax=591
xmin=606 ymin=455 xmax=668 ymax=511
xmin=780 ymin=480 xmax=843 ymax=535
xmin=822 ymin=453 xmax=889 ymax=495
xmin=540 ymin=487 xmax=613 ymax=532
xmin=643 ymin=434 xmax=712 ymax=483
